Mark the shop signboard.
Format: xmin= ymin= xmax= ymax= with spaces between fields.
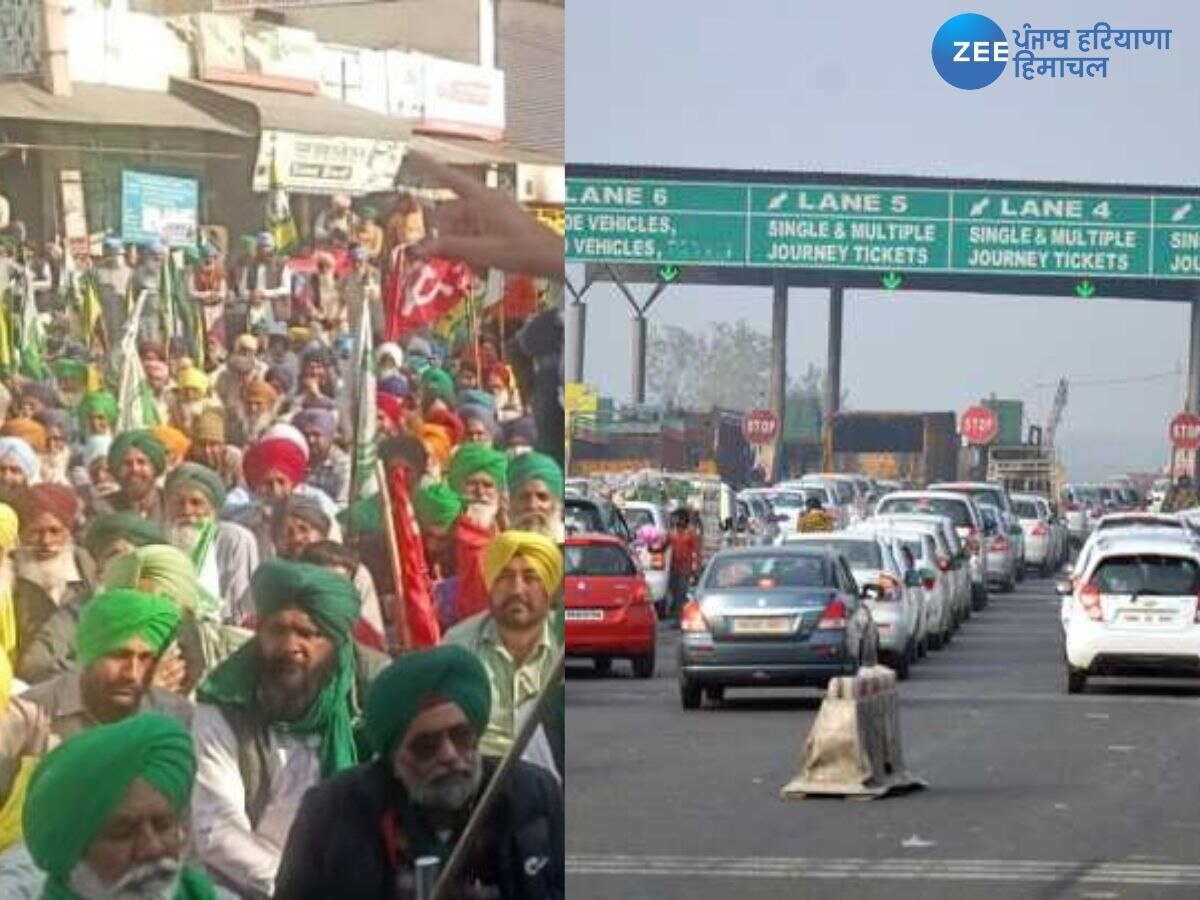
xmin=253 ymin=130 xmax=406 ymax=196
xmin=121 ymin=171 xmax=199 ymax=247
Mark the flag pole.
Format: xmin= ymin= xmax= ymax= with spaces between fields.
xmin=375 ymin=458 xmax=412 ymax=651
xmin=428 ymin=649 xmax=565 ymax=900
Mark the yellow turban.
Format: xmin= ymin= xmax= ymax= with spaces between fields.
xmin=151 ymin=425 xmax=191 ymax=460
xmin=0 ymin=504 xmax=17 ymax=553
xmin=482 ymin=530 xmax=563 ymax=594
xmin=420 ymin=424 xmax=453 ymax=469
xmin=177 ymin=366 xmax=208 ymax=394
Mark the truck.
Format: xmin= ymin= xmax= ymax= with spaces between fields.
xmin=825 ymin=411 xmax=958 ymax=485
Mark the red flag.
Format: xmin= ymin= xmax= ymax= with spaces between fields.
xmin=387 ymin=257 xmax=472 ymax=340
xmin=387 ymin=465 xmax=441 ymax=647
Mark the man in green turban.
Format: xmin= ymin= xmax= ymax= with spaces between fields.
xmin=23 ymin=713 xmax=217 ymax=899
xmin=445 ymin=443 xmax=510 ymax=625
xmin=83 ymin=511 xmax=168 ymax=577
xmin=78 ymin=390 xmax=118 ymax=438
xmin=0 ymin=589 xmax=190 ymax=779
xmin=508 ymin=451 xmax=564 ymax=542
xmin=164 ymin=461 xmax=259 ymax=625
xmin=274 ymin=646 xmax=564 ymax=900
xmin=420 ymin=366 xmax=456 ymax=411
xmin=94 ymin=429 xmax=170 ymax=524
xmin=52 ymin=359 xmax=89 ymax=411
xmin=191 ymin=559 xmax=387 ymax=899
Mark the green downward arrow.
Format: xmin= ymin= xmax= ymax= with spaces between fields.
xmin=881 ymin=271 xmax=903 ymax=291
xmin=1075 ymin=279 xmax=1096 ymax=299
xmin=658 ymin=264 xmax=680 ymax=283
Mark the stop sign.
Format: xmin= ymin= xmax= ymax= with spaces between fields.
xmin=961 ymin=405 xmax=999 ymax=446
xmin=742 ymin=409 xmax=779 ymax=445
xmin=1170 ymin=412 xmax=1200 ymax=449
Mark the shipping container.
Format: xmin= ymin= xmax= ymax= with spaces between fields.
xmin=982 ymin=398 xmax=1024 ymax=447
xmin=828 ymin=411 xmax=958 ymax=485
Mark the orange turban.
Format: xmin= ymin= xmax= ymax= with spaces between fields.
xmin=151 ymin=425 xmax=191 ymax=460
xmin=1 ymin=418 xmax=48 ymax=453
xmin=420 ymin=424 xmax=452 ymax=469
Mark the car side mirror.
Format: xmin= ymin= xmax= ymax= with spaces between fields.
xmin=1009 ymin=523 xmax=1022 ymax=537
xmin=1055 ymin=580 xmax=1073 ymax=596
xmin=720 ymin=518 xmax=733 ymax=532
xmin=903 ymin=570 xmax=921 ymax=588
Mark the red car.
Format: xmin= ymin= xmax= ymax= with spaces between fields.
xmin=565 ymin=534 xmax=657 ymax=678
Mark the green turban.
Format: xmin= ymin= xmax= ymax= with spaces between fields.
xmin=507 ymin=451 xmax=564 ymax=499
xmin=421 ymin=367 xmax=456 ymax=405
xmin=78 ymin=390 xmax=118 ymax=425
xmin=251 ymin=559 xmax=360 ymax=642
xmin=109 ymin=428 xmax=168 ymax=474
xmin=82 ymin=512 xmax=167 ymax=558
xmin=53 ymin=359 xmax=88 ymax=384
xmin=166 ymin=461 xmax=227 ymax=511
xmin=447 ymin=444 xmax=508 ymax=498
xmin=365 ymin=645 xmax=491 ymax=756
xmin=414 ymin=482 xmax=463 ymax=530
xmin=76 ymin=588 xmax=181 ymax=668
xmin=24 ymin=714 xmax=197 ymax=881
xmin=103 ymin=544 xmax=211 ymax=616
xmin=198 ymin=559 xmax=361 ymax=777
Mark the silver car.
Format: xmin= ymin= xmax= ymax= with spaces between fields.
xmin=866 ymin=513 xmax=973 ymax=627
xmin=784 ymin=533 xmax=922 ymax=678
xmin=678 ymin=546 xmax=880 ymax=708
xmin=854 ymin=521 xmax=954 ymax=649
xmin=977 ymin=503 xmax=1018 ymax=593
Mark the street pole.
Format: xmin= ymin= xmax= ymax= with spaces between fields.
xmin=1187 ymin=299 xmax=1200 ymax=481
xmin=632 ymin=312 xmax=647 ymax=404
xmin=823 ymin=285 xmax=844 ymax=470
xmin=768 ymin=271 xmax=788 ymax=482
xmin=566 ymin=300 xmax=586 ymax=383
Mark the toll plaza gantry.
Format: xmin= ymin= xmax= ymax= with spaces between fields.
xmin=565 ymin=164 xmax=1200 ymax=481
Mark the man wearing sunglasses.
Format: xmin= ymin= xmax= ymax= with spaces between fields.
xmin=274 ymin=644 xmax=564 ymax=900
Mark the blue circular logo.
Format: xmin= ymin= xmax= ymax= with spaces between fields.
xmin=932 ymin=13 xmax=1008 ymax=90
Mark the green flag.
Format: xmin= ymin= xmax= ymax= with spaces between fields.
xmin=17 ymin=266 xmax=49 ymax=381
xmin=350 ymin=300 xmax=378 ymax=504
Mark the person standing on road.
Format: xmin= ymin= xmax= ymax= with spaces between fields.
xmin=666 ymin=509 xmax=700 ymax=620
xmin=1162 ymin=475 xmax=1198 ymax=513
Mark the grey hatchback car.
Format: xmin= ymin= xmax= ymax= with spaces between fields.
xmin=677 ymin=547 xmax=880 ymax=709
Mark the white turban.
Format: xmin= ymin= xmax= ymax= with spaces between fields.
xmin=0 ymin=437 xmax=39 ymax=482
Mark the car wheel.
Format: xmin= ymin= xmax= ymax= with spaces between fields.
xmin=917 ymin=635 xmax=929 ymax=658
xmin=704 ymin=686 xmax=725 ymax=704
xmin=632 ymin=649 xmax=656 ymax=680
xmin=1066 ymin=666 xmax=1087 ymax=694
xmin=1016 ymin=564 xmax=1025 ymax=583
xmin=892 ymin=649 xmax=911 ymax=680
xmin=972 ymin=584 xmax=988 ymax=611
xmin=680 ymin=679 xmax=702 ymax=710
xmin=594 ymin=658 xmax=612 ymax=677
xmin=927 ymin=631 xmax=941 ymax=651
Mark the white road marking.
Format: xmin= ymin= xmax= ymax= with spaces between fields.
xmin=567 ymin=855 xmax=1200 ymax=886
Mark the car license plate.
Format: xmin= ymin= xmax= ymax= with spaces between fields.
xmin=732 ymin=617 xmax=792 ymax=635
xmin=565 ymin=609 xmax=604 ymax=622
xmin=1119 ymin=610 xmax=1174 ymax=624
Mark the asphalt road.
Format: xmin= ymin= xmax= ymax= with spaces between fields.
xmin=566 ymin=575 xmax=1200 ymax=899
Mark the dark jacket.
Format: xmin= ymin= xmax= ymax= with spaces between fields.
xmin=13 ymin=548 xmax=95 ymax=674
xmin=90 ymin=488 xmax=169 ymax=527
xmin=274 ymin=757 xmax=563 ymax=900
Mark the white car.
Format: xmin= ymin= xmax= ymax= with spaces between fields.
xmin=876 ymin=491 xmax=989 ymax=611
xmin=1071 ymin=517 xmax=1197 ymax=583
xmin=1060 ymin=535 xmax=1200 ymax=693
xmin=784 ymin=532 xmax=923 ymax=678
xmin=853 ymin=521 xmax=953 ymax=648
xmin=1011 ymin=493 xmax=1062 ymax=575
xmin=618 ymin=501 xmax=672 ymax=608
xmin=772 ymin=482 xmax=848 ymax=531
xmin=862 ymin=513 xmax=971 ymax=627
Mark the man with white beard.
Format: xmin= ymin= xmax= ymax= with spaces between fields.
xmin=274 ymin=645 xmax=564 ymax=900
xmin=164 ymin=463 xmax=258 ymax=625
xmin=22 ymin=714 xmax=222 ymax=900
xmin=507 ymin=451 xmax=565 ymax=543
xmin=11 ymin=484 xmax=94 ymax=672
xmin=227 ymin=378 xmax=278 ymax=448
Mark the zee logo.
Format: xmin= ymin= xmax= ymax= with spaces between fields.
xmin=932 ymin=13 xmax=1009 ymax=90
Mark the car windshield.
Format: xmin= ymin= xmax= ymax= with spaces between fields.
xmin=1091 ymin=554 xmax=1200 ymax=595
xmin=899 ymin=538 xmax=927 ymax=561
xmin=767 ymin=490 xmax=822 ymax=509
xmin=940 ymin=485 xmax=1005 ymax=511
xmin=1013 ymin=499 xmax=1040 ymax=518
xmin=566 ymin=544 xmax=637 ymax=577
xmin=565 ymin=502 xmax=603 ymax=534
xmin=794 ymin=540 xmax=882 ymax=569
xmin=621 ymin=507 xmax=656 ymax=531
xmin=1098 ymin=517 xmax=1181 ymax=531
xmin=879 ymin=497 xmax=971 ymax=528
xmin=705 ymin=554 xmax=835 ymax=589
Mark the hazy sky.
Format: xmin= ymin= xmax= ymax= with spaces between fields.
xmin=565 ymin=0 xmax=1196 ymax=481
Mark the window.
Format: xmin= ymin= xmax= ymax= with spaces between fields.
xmin=879 ymin=497 xmax=972 ymax=529
xmin=622 ymin=507 xmax=656 ymax=531
xmin=565 ymin=501 xmax=603 ymax=535
xmin=796 ymin=540 xmax=883 ymax=569
xmin=1012 ymin=499 xmax=1040 ymax=519
xmin=706 ymin=554 xmax=834 ymax=589
xmin=566 ymin=544 xmax=637 ymax=577
xmin=1091 ymin=555 xmax=1200 ymax=596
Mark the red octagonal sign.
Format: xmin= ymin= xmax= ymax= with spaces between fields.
xmin=1170 ymin=412 xmax=1200 ymax=450
xmin=742 ymin=409 xmax=779 ymax=445
xmin=961 ymin=405 xmax=999 ymax=446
